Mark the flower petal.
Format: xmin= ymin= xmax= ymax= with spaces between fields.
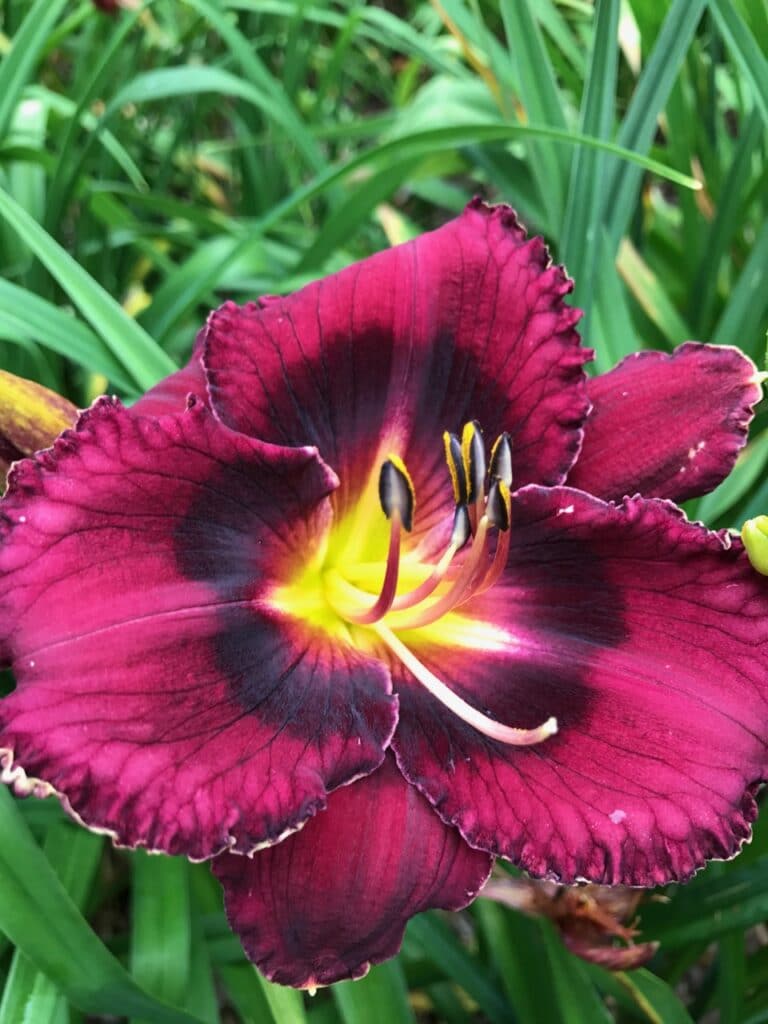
xmin=130 ymin=329 xmax=207 ymax=417
xmin=212 ymin=753 xmax=492 ymax=988
xmin=204 ymin=199 xmax=589 ymax=527
xmin=568 ymin=343 xmax=762 ymax=502
xmin=0 ymin=398 xmax=397 ymax=857
xmin=392 ymin=486 xmax=768 ymax=885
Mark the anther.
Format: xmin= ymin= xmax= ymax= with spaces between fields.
xmin=489 ymin=433 xmax=513 ymax=487
xmin=443 ymin=432 xmax=468 ymax=505
xmin=451 ymin=503 xmax=472 ymax=549
xmin=461 ymin=421 xmax=486 ymax=503
xmin=486 ymin=481 xmax=511 ymax=532
xmin=379 ymin=456 xmax=414 ymax=532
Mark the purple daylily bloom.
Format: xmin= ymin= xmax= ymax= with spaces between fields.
xmin=1 ymin=200 xmax=767 ymax=989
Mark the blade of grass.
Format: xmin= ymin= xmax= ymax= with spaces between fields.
xmin=0 ymin=186 xmax=175 ymax=390
xmin=592 ymin=230 xmax=640 ymax=371
xmin=499 ymin=0 xmax=570 ymax=229
xmin=560 ymin=0 xmax=621 ymax=337
xmin=712 ymin=217 xmax=768 ymax=358
xmin=130 ymin=853 xmax=192 ymax=1019
xmin=584 ymin=965 xmax=695 ymax=1024
xmin=137 ymin=122 xmax=698 ymax=342
xmin=717 ymin=932 xmax=746 ymax=1024
xmin=640 ymin=855 xmax=768 ymax=947
xmin=332 ymin=961 xmax=416 ymax=1024
xmin=183 ymin=0 xmax=325 ymax=173
xmin=254 ymin=974 xmax=309 ymax=1024
xmin=0 ymin=279 xmax=133 ymax=388
xmin=406 ymin=913 xmax=511 ymax=1024
xmin=709 ymin=0 xmax=768 ymax=122
xmin=0 ymin=788 xmax=203 ymax=1023
xmin=0 ymin=0 xmax=69 ymax=142
xmin=0 ymin=825 xmax=103 ymax=1024
xmin=540 ymin=925 xmax=613 ymax=1024
xmin=617 ymin=238 xmax=691 ymax=343
xmin=606 ymin=0 xmax=708 ymax=251
xmin=216 ymin=966 xmax=284 ymax=1024
xmin=690 ymin=107 xmax=765 ymax=335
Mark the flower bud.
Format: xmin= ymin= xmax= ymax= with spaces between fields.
xmin=741 ymin=516 xmax=768 ymax=576
xmin=0 ymin=370 xmax=78 ymax=476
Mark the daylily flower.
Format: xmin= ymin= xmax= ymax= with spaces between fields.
xmin=1 ymin=200 xmax=767 ymax=989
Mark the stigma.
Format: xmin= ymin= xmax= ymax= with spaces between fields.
xmin=323 ymin=422 xmax=557 ymax=748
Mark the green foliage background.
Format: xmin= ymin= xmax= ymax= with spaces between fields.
xmin=0 ymin=0 xmax=767 ymax=1020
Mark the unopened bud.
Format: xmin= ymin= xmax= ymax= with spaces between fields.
xmin=0 ymin=370 xmax=78 ymax=474
xmin=741 ymin=516 xmax=768 ymax=576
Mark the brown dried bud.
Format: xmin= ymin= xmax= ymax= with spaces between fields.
xmin=482 ymin=878 xmax=658 ymax=971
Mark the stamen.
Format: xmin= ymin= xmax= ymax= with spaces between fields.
xmin=476 ymin=482 xmax=512 ymax=595
xmin=329 ymin=459 xmax=411 ymax=625
xmin=443 ymin=432 xmax=468 ymax=505
xmin=379 ymin=456 xmax=415 ymax=532
xmin=486 ymin=480 xmax=510 ymax=531
xmin=374 ymin=623 xmax=557 ymax=746
xmin=392 ymin=504 xmax=471 ymax=611
xmin=489 ymin=432 xmax=513 ymax=487
xmin=461 ymin=421 xmax=486 ymax=503
xmin=388 ymin=515 xmax=492 ymax=630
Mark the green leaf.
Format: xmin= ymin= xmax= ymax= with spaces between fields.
xmin=617 ymin=238 xmax=691 ymax=344
xmin=499 ymin=0 xmax=570 ymax=229
xmin=185 ymin=0 xmax=325 ymax=173
xmin=540 ymin=925 xmax=613 ymax=1024
xmin=0 ymin=788 xmax=202 ymax=1023
xmin=585 ymin=965 xmax=695 ymax=1024
xmin=0 ymin=278 xmax=133 ymax=388
xmin=640 ymin=855 xmax=768 ymax=947
xmin=406 ymin=914 xmax=511 ymax=1024
xmin=709 ymin=0 xmax=768 ymax=123
xmin=0 ymin=0 xmax=69 ymax=143
xmin=0 ymin=825 xmax=103 ymax=1024
xmin=712 ymin=217 xmax=768 ymax=357
xmin=560 ymin=0 xmax=621 ymax=336
xmin=606 ymin=0 xmax=708 ymax=251
xmin=332 ymin=961 xmax=415 ymax=1024
xmin=131 ymin=853 xmax=192 ymax=1016
xmin=254 ymin=973 xmax=309 ymax=1024
xmin=0 ymin=186 xmax=175 ymax=390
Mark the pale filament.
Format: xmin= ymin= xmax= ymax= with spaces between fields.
xmin=374 ymin=623 xmax=558 ymax=746
xmin=388 ymin=516 xmax=492 ymax=630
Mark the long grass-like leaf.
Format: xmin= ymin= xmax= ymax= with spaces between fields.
xmin=333 ymin=962 xmax=415 ymax=1024
xmin=710 ymin=0 xmax=768 ymax=122
xmin=560 ymin=0 xmax=620 ymax=336
xmin=0 ymin=0 xmax=68 ymax=143
xmin=606 ymin=0 xmax=708 ymax=250
xmin=0 ymin=788 xmax=202 ymax=1023
xmin=0 ymin=186 xmax=175 ymax=390
xmin=499 ymin=0 xmax=570 ymax=229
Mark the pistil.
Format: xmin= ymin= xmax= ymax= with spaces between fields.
xmin=374 ymin=623 xmax=557 ymax=746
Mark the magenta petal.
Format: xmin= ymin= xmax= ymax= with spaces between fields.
xmin=204 ymin=199 xmax=590 ymax=523
xmin=568 ymin=343 xmax=762 ymax=502
xmin=392 ymin=486 xmax=768 ymax=885
xmin=212 ymin=754 xmax=492 ymax=988
xmin=0 ymin=399 xmax=398 ymax=857
xmin=130 ymin=329 xmax=208 ymax=417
